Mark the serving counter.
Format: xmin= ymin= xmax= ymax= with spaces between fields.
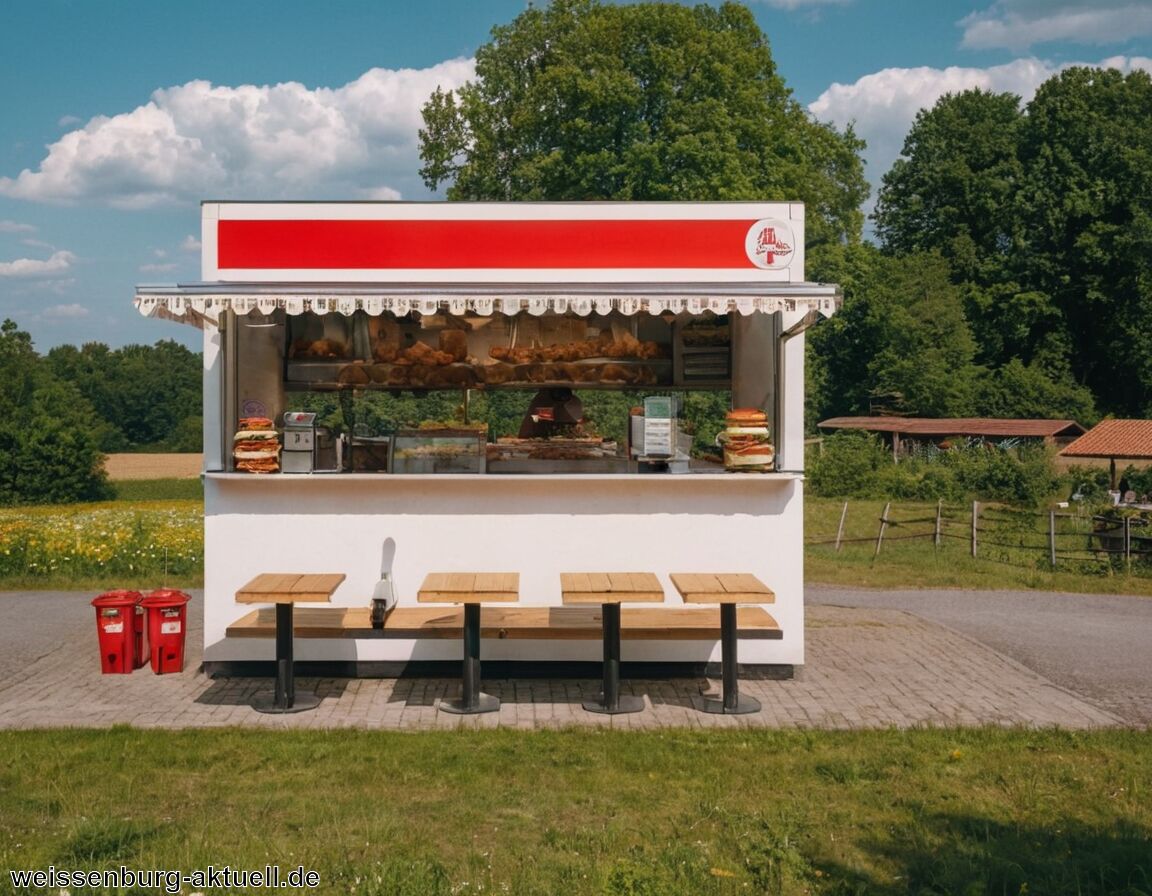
xmin=201 ymin=471 xmax=805 ymax=668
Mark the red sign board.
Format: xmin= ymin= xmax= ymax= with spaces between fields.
xmin=203 ymin=202 xmax=805 ymax=284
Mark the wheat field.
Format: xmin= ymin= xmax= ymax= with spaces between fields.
xmin=103 ymin=453 xmax=203 ymax=480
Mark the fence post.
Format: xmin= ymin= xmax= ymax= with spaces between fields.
xmin=935 ymin=500 xmax=942 ymax=549
xmin=835 ymin=501 xmax=848 ymax=552
xmin=971 ymin=501 xmax=979 ymax=558
xmin=1125 ymin=516 xmax=1132 ymax=574
xmin=1049 ymin=510 xmax=1057 ymax=569
xmin=875 ymin=501 xmax=891 ymax=558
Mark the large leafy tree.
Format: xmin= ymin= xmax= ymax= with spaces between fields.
xmin=1014 ymin=67 xmax=1152 ymax=416
xmin=419 ymin=0 xmax=867 ymax=249
xmin=47 ymin=339 xmax=203 ymax=451
xmin=810 ymin=249 xmax=981 ymax=419
xmin=871 ymin=68 xmax=1152 ymax=419
xmin=0 ymin=320 xmax=111 ymax=505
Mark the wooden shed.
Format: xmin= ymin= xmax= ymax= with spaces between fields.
xmin=817 ymin=417 xmax=1086 ymax=460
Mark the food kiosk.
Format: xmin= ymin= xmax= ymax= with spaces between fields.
xmin=135 ymin=201 xmax=839 ymax=674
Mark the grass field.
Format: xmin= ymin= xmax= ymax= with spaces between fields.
xmin=0 ymin=727 xmax=1147 ymax=896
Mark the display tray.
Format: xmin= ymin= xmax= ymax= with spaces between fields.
xmin=486 ymin=457 xmax=632 ymax=475
xmin=285 ymin=359 xmax=673 ymax=390
xmin=393 ymin=429 xmax=487 ymax=475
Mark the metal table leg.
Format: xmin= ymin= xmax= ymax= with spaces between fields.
xmin=693 ymin=603 xmax=760 ymax=715
xmin=440 ymin=604 xmax=499 ymax=714
xmin=253 ymin=603 xmax=321 ymax=713
xmin=583 ymin=603 xmax=645 ymax=714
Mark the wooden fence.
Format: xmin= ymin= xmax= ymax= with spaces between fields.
xmin=807 ymin=501 xmax=1152 ymax=574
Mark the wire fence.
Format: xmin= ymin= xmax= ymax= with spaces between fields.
xmin=807 ymin=500 xmax=1152 ymax=575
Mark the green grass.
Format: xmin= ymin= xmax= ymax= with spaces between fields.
xmin=110 ymin=478 xmax=203 ymax=502
xmin=0 ymin=727 xmax=1148 ymax=895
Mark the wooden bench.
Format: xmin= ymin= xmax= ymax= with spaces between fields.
xmin=227 ymin=604 xmax=782 ymax=642
xmin=417 ymin=572 xmax=519 ymax=715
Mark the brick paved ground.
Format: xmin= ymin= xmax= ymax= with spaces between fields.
xmin=0 ymin=594 xmax=1123 ymax=730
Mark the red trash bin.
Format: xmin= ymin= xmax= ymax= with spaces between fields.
xmin=91 ymin=590 xmax=146 ymax=673
xmin=141 ymin=589 xmax=191 ymax=674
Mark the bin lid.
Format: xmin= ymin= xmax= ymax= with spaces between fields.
xmin=92 ymin=590 xmax=143 ymax=608
xmin=141 ymin=588 xmax=191 ymax=607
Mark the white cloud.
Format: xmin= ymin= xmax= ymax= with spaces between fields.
xmin=961 ymin=1 xmax=1152 ymax=51
xmin=0 ymin=219 xmax=36 ymax=233
xmin=139 ymin=262 xmax=178 ymax=273
xmin=0 ymin=249 xmax=76 ymax=278
xmin=41 ymin=303 xmax=89 ymax=319
xmin=0 ymin=59 xmax=476 ymax=209
xmin=180 ymin=234 xmax=201 ymax=252
xmin=754 ymin=0 xmax=850 ymax=7
xmin=809 ymin=55 xmax=1152 ymax=212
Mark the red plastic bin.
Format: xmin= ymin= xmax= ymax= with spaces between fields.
xmin=91 ymin=590 xmax=146 ymax=673
xmin=141 ymin=589 xmax=191 ymax=674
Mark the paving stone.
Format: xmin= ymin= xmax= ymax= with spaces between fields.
xmin=0 ymin=599 xmax=1128 ymax=731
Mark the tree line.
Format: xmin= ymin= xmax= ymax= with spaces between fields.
xmin=0 ymin=319 xmax=201 ymax=504
xmin=812 ymin=67 xmax=1151 ymax=424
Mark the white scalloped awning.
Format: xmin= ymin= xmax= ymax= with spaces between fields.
xmin=134 ymin=283 xmax=841 ymax=328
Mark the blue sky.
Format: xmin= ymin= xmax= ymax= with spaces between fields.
xmin=1 ymin=0 xmax=1149 ymax=351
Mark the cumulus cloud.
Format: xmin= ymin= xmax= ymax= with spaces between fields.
xmin=0 ymin=249 xmax=76 ymax=278
xmin=41 ymin=303 xmax=89 ymax=319
xmin=139 ymin=262 xmax=178 ymax=273
xmin=961 ymin=0 xmax=1152 ymax=51
xmin=809 ymin=55 xmax=1152 ymax=209
xmin=180 ymin=234 xmax=201 ymax=252
xmin=0 ymin=59 xmax=475 ymax=209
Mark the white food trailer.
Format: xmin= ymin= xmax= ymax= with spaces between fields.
xmin=136 ymin=201 xmax=839 ymax=675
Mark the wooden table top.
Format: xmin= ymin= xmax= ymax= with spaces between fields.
xmin=670 ymin=573 xmax=775 ymax=604
xmin=235 ymin=573 xmax=346 ymax=604
xmin=417 ymin=572 xmax=520 ymax=603
xmin=560 ymin=572 xmax=665 ymax=605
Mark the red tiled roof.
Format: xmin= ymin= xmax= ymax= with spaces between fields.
xmin=817 ymin=417 xmax=1085 ymax=439
xmin=1059 ymin=419 xmax=1152 ymax=459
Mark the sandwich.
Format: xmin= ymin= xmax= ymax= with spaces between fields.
xmin=718 ymin=408 xmax=775 ymax=471
xmin=233 ymin=418 xmax=280 ymax=473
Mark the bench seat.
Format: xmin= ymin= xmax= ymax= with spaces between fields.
xmin=226 ymin=605 xmax=782 ymax=641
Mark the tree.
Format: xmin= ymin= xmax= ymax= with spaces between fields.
xmin=47 ymin=339 xmax=203 ymax=451
xmin=975 ymin=359 xmax=1097 ymax=422
xmin=873 ymin=88 xmax=1023 ymax=279
xmin=419 ymin=0 xmax=867 ymax=249
xmin=872 ymin=68 xmax=1152 ymax=419
xmin=0 ymin=320 xmax=111 ymax=505
xmin=1014 ymin=67 xmax=1152 ymax=416
xmin=810 ymin=250 xmax=980 ymax=419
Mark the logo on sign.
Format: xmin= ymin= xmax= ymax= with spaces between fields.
xmin=744 ymin=219 xmax=795 ymax=269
